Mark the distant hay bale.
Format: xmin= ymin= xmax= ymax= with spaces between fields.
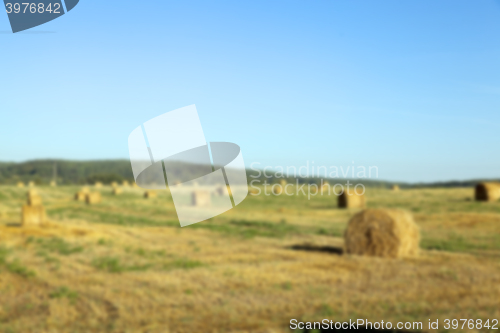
xmin=74 ymin=192 xmax=86 ymax=201
xmin=345 ymin=209 xmax=420 ymax=258
xmin=85 ymin=192 xmax=102 ymax=205
xmin=249 ymin=188 xmax=259 ymax=195
xmin=391 ymin=185 xmax=400 ymax=191
xmin=95 ymin=182 xmax=103 ymax=188
xmin=215 ymin=186 xmax=226 ymax=196
xmin=215 ymin=186 xmax=232 ymax=197
xmin=132 ymin=183 xmax=139 ymax=188
xmin=22 ymin=189 xmax=46 ymax=226
xmin=112 ymin=188 xmax=123 ymax=195
xmin=27 ymin=194 xmax=43 ymax=206
xmin=192 ymin=190 xmax=211 ymax=207
xmin=28 ymin=181 xmax=35 ymax=187
xmin=82 ymin=187 xmax=90 ymax=194
xmin=111 ymin=182 xmax=118 ymax=188
xmin=320 ymin=181 xmax=330 ymax=193
xmin=144 ymin=191 xmax=157 ymax=199
xmin=122 ymin=181 xmax=129 ymax=187
xmin=17 ymin=182 xmax=25 ymax=188
xmin=475 ymin=182 xmax=500 ymax=202
xmin=50 ymin=181 xmax=57 ymax=187
xmin=21 ymin=205 xmax=47 ymax=226
xmin=272 ymin=185 xmax=283 ymax=195
xmin=26 ymin=189 xmax=42 ymax=206
xmin=279 ymin=179 xmax=287 ymax=186
xmin=338 ymin=190 xmax=366 ymax=209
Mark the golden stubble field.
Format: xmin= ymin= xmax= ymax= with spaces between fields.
xmin=1 ymin=185 xmax=500 ymax=333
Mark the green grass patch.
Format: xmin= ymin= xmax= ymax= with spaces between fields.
xmin=421 ymin=233 xmax=500 ymax=252
xmin=36 ymin=237 xmax=84 ymax=255
xmin=191 ymin=219 xmax=301 ymax=238
xmin=162 ymin=259 xmax=203 ymax=271
xmin=92 ymin=256 xmax=151 ymax=273
xmin=48 ymin=207 xmax=179 ymax=227
xmin=0 ymin=246 xmax=9 ymax=264
xmin=49 ymin=286 xmax=79 ymax=303
xmin=316 ymin=227 xmax=344 ymax=237
xmin=0 ymin=247 xmax=36 ymax=277
xmin=5 ymin=260 xmax=36 ymax=278
xmin=97 ymin=238 xmax=113 ymax=246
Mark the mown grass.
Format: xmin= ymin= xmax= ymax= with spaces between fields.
xmin=0 ymin=246 xmax=36 ymax=278
xmin=47 ymin=206 xmax=178 ymax=227
xmin=91 ymin=254 xmax=204 ymax=273
xmin=191 ymin=219 xmax=346 ymax=239
xmin=1 ymin=186 xmax=500 ymax=332
xmin=191 ymin=219 xmax=300 ymax=238
xmin=161 ymin=259 xmax=204 ymax=271
xmin=49 ymin=286 xmax=79 ymax=303
xmin=28 ymin=237 xmax=84 ymax=255
xmin=92 ymin=256 xmax=152 ymax=273
xmin=48 ymin=204 xmax=348 ymax=240
xmin=421 ymin=233 xmax=500 ymax=252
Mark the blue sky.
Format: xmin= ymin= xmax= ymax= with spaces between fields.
xmin=1 ymin=0 xmax=499 ymax=182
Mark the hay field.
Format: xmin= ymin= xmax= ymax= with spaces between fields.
xmin=0 ymin=185 xmax=500 ymax=333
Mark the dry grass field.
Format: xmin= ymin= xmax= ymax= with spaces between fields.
xmin=0 ymin=185 xmax=500 ymax=333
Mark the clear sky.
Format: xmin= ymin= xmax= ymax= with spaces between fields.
xmin=1 ymin=0 xmax=499 ymax=182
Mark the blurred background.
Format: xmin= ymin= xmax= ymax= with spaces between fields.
xmin=1 ymin=0 xmax=500 ymax=182
xmin=1 ymin=1 xmax=500 ymax=333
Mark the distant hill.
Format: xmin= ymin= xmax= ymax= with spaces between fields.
xmin=0 ymin=159 xmax=497 ymax=188
xmin=0 ymin=160 xmax=134 ymax=185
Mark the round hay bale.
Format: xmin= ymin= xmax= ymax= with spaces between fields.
xmin=74 ymin=192 xmax=86 ymax=201
xmin=27 ymin=195 xmax=43 ymax=207
xmin=215 ymin=186 xmax=226 ymax=196
xmin=338 ymin=190 xmax=365 ymax=209
xmin=27 ymin=189 xmax=38 ymax=197
xmin=26 ymin=190 xmax=42 ymax=206
xmin=17 ymin=182 xmax=25 ymax=188
xmin=95 ymin=182 xmax=103 ymax=189
xmin=279 ymin=179 xmax=287 ymax=186
xmin=111 ymin=182 xmax=118 ymax=188
xmin=112 ymin=188 xmax=123 ymax=195
xmin=144 ymin=191 xmax=157 ymax=199
xmin=85 ymin=192 xmax=102 ymax=205
xmin=272 ymin=185 xmax=283 ymax=195
xmin=122 ymin=181 xmax=130 ymax=187
xmin=192 ymin=190 xmax=211 ymax=207
xmin=320 ymin=181 xmax=330 ymax=193
xmin=475 ymin=182 xmax=500 ymax=202
xmin=21 ymin=205 xmax=47 ymax=226
xmin=391 ymin=185 xmax=400 ymax=191
xmin=345 ymin=209 xmax=420 ymax=258
xmin=249 ymin=188 xmax=259 ymax=195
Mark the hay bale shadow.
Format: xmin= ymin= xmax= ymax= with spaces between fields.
xmin=289 ymin=244 xmax=343 ymax=255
